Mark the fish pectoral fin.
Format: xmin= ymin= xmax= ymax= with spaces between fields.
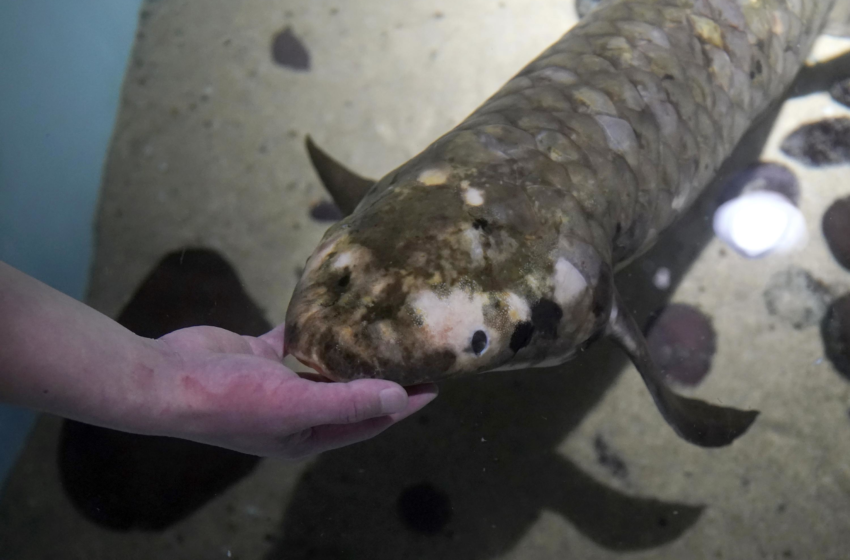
xmin=605 ymin=293 xmax=758 ymax=448
xmin=305 ymin=136 xmax=376 ymax=216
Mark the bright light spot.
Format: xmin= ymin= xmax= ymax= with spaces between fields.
xmin=713 ymin=191 xmax=807 ymax=258
xmin=653 ymin=267 xmax=671 ymax=290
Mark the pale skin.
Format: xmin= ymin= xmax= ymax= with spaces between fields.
xmin=0 ymin=261 xmax=438 ymax=459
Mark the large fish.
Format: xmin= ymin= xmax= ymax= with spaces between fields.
xmin=286 ymin=0 xmax=837 ymax=447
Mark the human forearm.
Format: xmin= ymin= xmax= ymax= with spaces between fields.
xmin=0 ymin=260 xmax=169 ymax=433
xmin=0 ymin=261 xmax=439 ymax=458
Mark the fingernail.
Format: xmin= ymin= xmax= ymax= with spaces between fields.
xmin=379 ymin=388 xmax=407 ymax=414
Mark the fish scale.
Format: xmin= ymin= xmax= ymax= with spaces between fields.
xmin=364 ymin=0 xmax=830 ymax=265
xmin=287 ymin=0 xmax=836 ymax=447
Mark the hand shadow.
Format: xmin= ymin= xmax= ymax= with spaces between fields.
xmin=58 ymin=249 xmax=265 ymax=531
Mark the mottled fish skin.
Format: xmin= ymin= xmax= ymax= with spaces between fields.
xmin=286 ymin=0 xmax=834 ymax=387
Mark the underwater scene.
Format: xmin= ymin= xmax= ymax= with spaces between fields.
xmin=2 ymin=0 xmax=850 ymax=558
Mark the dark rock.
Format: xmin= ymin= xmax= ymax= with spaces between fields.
xmin=822 ymin=294 xmax=850 ymax=379
xmin=309 ymin=200 xmax=344 ymax=222
xmin=763 ymin=267 xmax=832 ymax=330
xmin=823 ymin=196 xmax=850 ymax=271
xmin=646 ymin=304 xmax=716 ymax=387
xmin=271 ymin=27 xmax=310 ymax=70
xmin=780 ymin=118 xmax=850 ymax=166
xmin=718 ymin=162 xmax=800 ymax=206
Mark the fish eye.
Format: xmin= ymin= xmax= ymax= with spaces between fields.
xmin=471 ymin=330 xmax=489 ymax=356
xmin=337 ymin=272 xmax=350 ymax=288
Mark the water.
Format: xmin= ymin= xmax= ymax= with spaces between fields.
xmin=1 ymin=1 xmax=850 ymax=559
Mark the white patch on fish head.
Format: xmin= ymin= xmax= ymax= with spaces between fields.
xmin=553 ymin=257 xmax=588 ymax=307
xmin=464 ymin=188 xmax=484 ymax=206
xmin=418 ymin=165 xmax=452 ymax=185
xmin=408 ymin=288 xmax=496 ymax=369
xmin=332 ymin=250 xmax=356 ymax=270
xmin=370 ymin=276 xmax=393 ymax=297
xmin=460 ymin=181 xmax=485 ymax=206
xmin=303 ymin=233 xmax=345 ymax=276
xmin=502 ymin=291 xmax=531 ymax=323
xmin=461 ymin=227 xmax=485 ymax=265
xmin=329 ymin=245 xmax=373 ymax=278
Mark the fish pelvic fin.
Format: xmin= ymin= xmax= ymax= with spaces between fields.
xmin=305 ymin=136 xmax=375 ymax=216
xmin=606 ymin=292 xmax=758 ymax=448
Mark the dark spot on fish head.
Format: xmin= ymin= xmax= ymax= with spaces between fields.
xmin=397 ymin=483 xmax=452 ymax=535
xmin=645 ymin=303 xmax=716 ymax=387
xmin=781 ymin=118 xmax=850 ymax=166
xmin=531 ymin=298 xmax=563 ymax=338
xmin=822 ymin=293 xmax=850 ymax=379
xmin=823 ymin=196 xmax=850 ymax=271
xmin=718 ymin=162 xmax=800 ymax=206
xmin=271 ymin=27 xmax=310 ymax=71
xmin=472 ymin=217 xmax=490 ymax=232
xmin=509 ymin=321 xmax=535 ymax=353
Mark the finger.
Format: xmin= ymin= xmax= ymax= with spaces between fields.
xmin=242 ymin=335 xmax=284 ymax=362
xmin=258 ymin=324 xmax=287 ymax=359
xmin=288 ymin=378 xmax=411 ymax=427
xmin=387 ymin=383 xmax=439 ymax=421
xmin=280 ymin=384 xmax=440 ymax=459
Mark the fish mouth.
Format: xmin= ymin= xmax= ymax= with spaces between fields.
xmin=284 ymin=321 xmax=336 ymax=381
xmin=292 ymin=354 xmax=330 ymax=379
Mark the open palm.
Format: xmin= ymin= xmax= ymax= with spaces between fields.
xmin=155 ymin=324 xmax=438 ymax=459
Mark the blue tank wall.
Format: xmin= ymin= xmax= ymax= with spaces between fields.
xmin=0 ymin=0 xmax=142 ymax=494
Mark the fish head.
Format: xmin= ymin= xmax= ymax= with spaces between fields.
xmin=285 ymin=163 xmax=615 ymax=384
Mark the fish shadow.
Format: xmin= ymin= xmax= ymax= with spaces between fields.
xmin=263 ymin=64 xmax=826 ymax=558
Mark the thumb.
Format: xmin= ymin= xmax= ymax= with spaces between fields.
xmin=291 ymin=378 xmax=409 ymax=427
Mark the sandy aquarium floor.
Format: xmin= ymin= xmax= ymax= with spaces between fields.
xmin=3 ymin=1 xmax=850 ymax=559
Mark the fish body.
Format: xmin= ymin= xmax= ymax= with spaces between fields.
xmin=286 ymin=0 xmax=836 ymax=446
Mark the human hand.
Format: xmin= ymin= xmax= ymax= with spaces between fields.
xmin=153 ymin=324 xmax=438 ymax=459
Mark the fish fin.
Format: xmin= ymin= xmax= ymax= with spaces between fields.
xmin=606 ymin=292 xmax=758 ymax=447
xmin=789 ymin=50 xmax=850 ymax=99
xmin=305 ymin=136 xmax=375 ymax=216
